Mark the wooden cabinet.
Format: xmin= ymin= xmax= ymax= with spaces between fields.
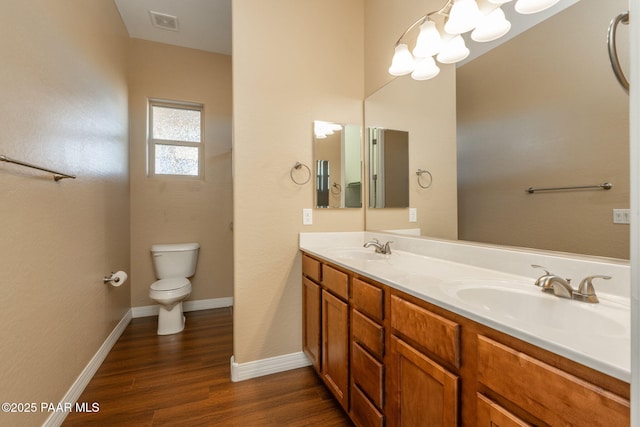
xmin=388 ymin=336 xmax=459 ymax=427
xmin=350 ymin=277 xmax=385 ymax=427
xmin=302 ymin=255 xmax=322 ymax=372
xmin=302 ymin=277 xmax=321 ymax=372
xmin=476 ymin=393 xmax=531 ymax=427
xmin=300 ymin=251 xmax=630 ymax=426
xmin=321 ymin=289 xmax=349 ymax=410
xmin=477 ymin=335 xmax=630 ymax=426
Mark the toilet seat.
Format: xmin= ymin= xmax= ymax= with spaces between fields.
xmin=151 ymin=277 xmax=190 ymax=291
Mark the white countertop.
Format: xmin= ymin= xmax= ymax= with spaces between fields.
xmin=300 ymin=231 xmax=630 ymax=382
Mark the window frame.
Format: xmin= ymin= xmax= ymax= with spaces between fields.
xmin=148 ymin=98 xmax=204 ymax=179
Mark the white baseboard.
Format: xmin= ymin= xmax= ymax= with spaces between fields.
xmin=230 ymin=352 xmax=311 ymax=382
xmin=132 ymin=297 xmax=234 ymax=318
xmin=43 ymin=309 xmax=133 ymax=427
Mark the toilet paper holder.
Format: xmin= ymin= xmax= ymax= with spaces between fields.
xmin=103 ymin=272 xmax=123 ymax=284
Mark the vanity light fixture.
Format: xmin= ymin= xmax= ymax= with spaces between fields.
xmin=314 ymin=121 xmax=343 ymax=139
xmin=389 ymin=0 xmax=561 ymax=80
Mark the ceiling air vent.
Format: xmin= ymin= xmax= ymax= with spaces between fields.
xmin=149 ymin=11 xmax=179 ymax=31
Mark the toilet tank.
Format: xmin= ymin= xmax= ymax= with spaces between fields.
xmin=151 ymin=243 xmax=200 ymax=279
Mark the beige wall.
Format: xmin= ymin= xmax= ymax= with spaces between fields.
xmin=365 ymin=74 xmax=458 ymax=237
xmin=128 ymin=39 xmax=233 ymax=307
xmin=232 ymin=0 xmax=365 ymax=364
xmin=0 ymin=1 xmax=130 ymax=425
xmin=457 ymin=0 xmax=629 ymax=259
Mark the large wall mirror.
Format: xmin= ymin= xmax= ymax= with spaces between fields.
xmin=313 ymin=121 xmax=362 ymax=209
xmin=364 ymin=0 xmax=630 ymax=259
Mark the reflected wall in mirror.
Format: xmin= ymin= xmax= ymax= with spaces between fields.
xmin=368 ymin=128 xmax=409 ymax=208
xmin=364 ymin=0 xmax=630 ymax=259
xmin=456 ymin=0 xmax=629 ymax=259
xmin=313 ymin=121 xmax=362 ymax=209
xmin=364 ymin=68 xmax=458 ymax=238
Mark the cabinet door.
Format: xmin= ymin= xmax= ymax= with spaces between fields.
xmin=322 ymin=290 xmax=349 ymax=410
xmin=302 ymin=277 xmax=321 ymax=372
xmin=389 ymin=336 xmax=458 ymax=427
xmin=477 ymin=393 xmax=531 ymax=427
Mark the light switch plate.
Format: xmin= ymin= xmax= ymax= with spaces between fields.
xmin=409 ymin=208 xmax=417 ymax=223
xmin=303 ymin=208 xmax=313 ymax=225
xmin=613 ymin=209 xmax=630 ymax=224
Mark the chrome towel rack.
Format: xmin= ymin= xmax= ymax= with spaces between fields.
xmin=526 ymin=182 xmax=612 ymax=194
xmin=1 ymin=154 xmax=76 ymax=181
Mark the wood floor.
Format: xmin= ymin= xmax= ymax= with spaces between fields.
xmin=63 ymin=308 xmax=351 ymax=426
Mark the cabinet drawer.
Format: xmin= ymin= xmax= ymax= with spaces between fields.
xmin=390 ymin=295 xmax=460 ymax=368
xmin=302 ymin=254 xmax=321 ymax=282
xmin=352 ymin=309 xmax=384 ymax=359
xmin=323 ymin=264 xmax=349 ymax=300
xmin=352 ymin=277 xmax=384 ymax=322
xmin=351 ymin=384 xmax=384 ymax=427
xmin=477 ymin=393 xmax=531 ymax=427
xmin=351 ymin=342 xmax=384 ymax=409
xmin=477 ymin=335 xmax=629 ymax=426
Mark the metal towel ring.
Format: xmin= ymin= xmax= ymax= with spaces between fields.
xmin=290 ymin=162 xmax=311 ymax=185
xmin=607 ymin=11 xmax=630 ymax=94
xmin=331 ymin=182 xmax=342 ymax=195
xmin=416 ymin=169 xmax=433 ymax=189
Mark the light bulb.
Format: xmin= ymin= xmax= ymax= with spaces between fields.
xmin=388 ymin=43 xmax=415 ymax=76
xmin=471 ymin=7 xmax=511 ymax=42
xmin=488 ymin=0 xmax=513 ymax=4
xmin=514 ymin=0 xmax=560 ymax=14
xmin=436 ymin=35 xmax=470 ymax=64
xmin=444 ymin=0 xmax=481 ymax=35
xmin=411 ymin=57 xmax=441 ymax=80
xmin=413 ymin=20 xmax=442 ymax=58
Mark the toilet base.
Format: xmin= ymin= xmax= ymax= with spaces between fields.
xmin=157 ymin=301 xmax=186 ymax=335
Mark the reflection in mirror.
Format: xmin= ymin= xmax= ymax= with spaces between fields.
xmin=364 ymin=0 xmax=629 ymax=259
xmin=368 ymin=128 xmax=409 ymax=208
xmin=313 ymin=121 xmax=362 ymax=209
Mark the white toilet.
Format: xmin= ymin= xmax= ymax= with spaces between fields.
xmin=149 ymin=243 xmax=200 ymax=335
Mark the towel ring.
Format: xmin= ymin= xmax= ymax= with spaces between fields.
xmin=290 ymin=162 xmax=311 ymax=185
xmin=416 ymin=169 xmax=433 ymax=189
xmin=331 ymin=182 xmax=342 ymax=195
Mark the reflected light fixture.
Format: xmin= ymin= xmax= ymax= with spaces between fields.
xmin=389 ymin=0 xmax=561 ymax=80
xmin=314 ymin=121 xmax=343 ymax=139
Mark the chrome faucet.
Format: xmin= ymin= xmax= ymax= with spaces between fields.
xmin=531 ymin=265 xmax=610 ymax=303
xmin=364 ymin=238 xmax=392 ymax=255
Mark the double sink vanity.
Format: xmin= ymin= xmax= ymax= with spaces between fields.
xmin=300 ymin=231 xmax=630 ymax=426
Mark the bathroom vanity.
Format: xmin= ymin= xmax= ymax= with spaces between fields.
xmin=300 ymin=232 xmax=630 ymax=426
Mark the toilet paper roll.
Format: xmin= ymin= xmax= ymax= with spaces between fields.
xmin=108 ymin=271 xmax=128 ymax=287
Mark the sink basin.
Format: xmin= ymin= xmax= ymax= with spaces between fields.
xmin=443 ymin=283 xmax=628 ymax=338
xmin=330 ymin=248 xmax=389 ymax=261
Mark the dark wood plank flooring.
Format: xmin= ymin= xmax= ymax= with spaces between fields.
xmin=63 ymin=308 xmax=351 ymax=426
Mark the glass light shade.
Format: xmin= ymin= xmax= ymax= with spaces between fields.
xmin=444 ymin=0 xmax=481 ymax=35
xmin=514 ymin=0 xmax=560 ymax=14
xmin=436 ymin=35 xmax=470 ymax=64
xmin=413 ymin=20 xmax=442 ymax=58
xmin=411 ymin=57 xmax=440 ymax=80
xmin=471 ymin=7 xmax=511 ymax=42
xmin=388 ymin=43 xmax=415 ymax=76
xmin=488 ymin=0 xmax=512 ymax=4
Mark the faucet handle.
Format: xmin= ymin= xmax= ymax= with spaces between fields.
xmin=531 ymin=264 xmax=551 ymax=275
xmin=383 ymin=241 xmax=393 ymax=254
xmin=577 ymin=275 xmax=611 ymax=296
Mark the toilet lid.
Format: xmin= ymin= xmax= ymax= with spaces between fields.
xmin=151 ymin=278 xmax=190 ymax=291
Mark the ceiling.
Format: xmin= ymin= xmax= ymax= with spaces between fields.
xmin=113 ymin=0 xmax=232 ymax=55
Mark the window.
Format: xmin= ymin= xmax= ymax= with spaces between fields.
xmin=148 ymin=99 xmax=203 ymax=177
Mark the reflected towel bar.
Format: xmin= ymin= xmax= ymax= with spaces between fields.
xmin=526 ymin=183 xmax=612 ymax=194
xmin=1 ymin=154 xmax=76 ymax=181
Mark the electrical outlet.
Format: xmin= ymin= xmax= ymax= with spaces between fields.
xmin=613 ymin=209 xmax=630 ymax=224
xmin=409 ymin=208 xmax=417 ymax=223
xmin=302 ymin=208 xmax=313 ymax=225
